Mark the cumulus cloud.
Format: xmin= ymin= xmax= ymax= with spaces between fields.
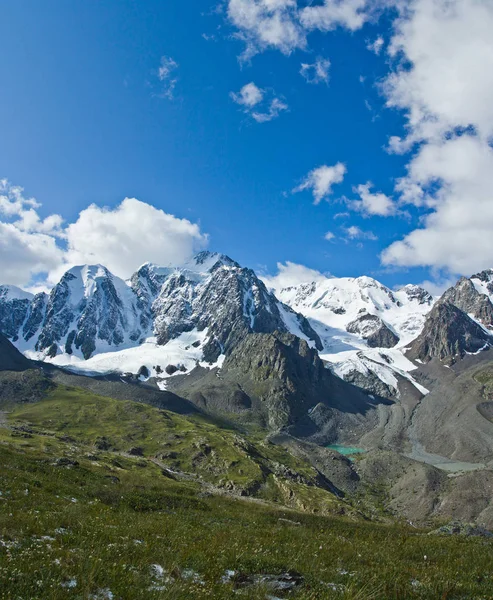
xmin=344 ymin=225 xmax=377 ymax=241
xmin=0 ymin=179 xmax=63 ymax=236
xmin=0 ymin=180 xmax=65 ymax=287
xmin=293 ymin=163 xmax=346 ymax=204
xmin=62 ymin=198 xmax=208 ymax=281
xmin=0 ymin=179 xmax=209 ymax=288
xmin=262 ymin=260 xmax=328 ymax=292
xmin=230 ymin=82 xmax=264 ymax=107
xmin=352 ymin=182 xmax=396 ymax=217
xmin=382 ymin=135 xmax=493 ymax=273
xmin=0 ymin=222 xmax=65 ymax=288
xmin=231 ymin=82 xmax=288 ymax=122
xmin=324 ymin=231 xmax=336 ymax=241
xmin=226 ymin=0 xmax=306 ymax=60
xmin=300 ymin=57 xmax=331 ymax=84
xmin=225 ymin=0 xmax=371 ymax=59
xmin=300 ymin=0 xmax=369 ymax=33
xmin=158 ymin=56 xmax=179 ymax=99
xmin=380 ymin=0 xmax=493 ymax=276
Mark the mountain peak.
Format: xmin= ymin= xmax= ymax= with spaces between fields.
xmin=398 ymin=284 xmax=434 ymax=305
xmin=186 ymin=251 xmax=239 ymax=272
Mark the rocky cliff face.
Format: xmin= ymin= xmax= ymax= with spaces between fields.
xmin=35 ymin=265 xmax=143 ymax=360
xmin=346 ymin=313 xmax=399 ymax=348
xmin=167 ymin=330 xmax=375 ymax=433
xmin=408 ymin=301 xmax=492 ymax=364
xmin=442 ymin=277 xmax=493 ymax=328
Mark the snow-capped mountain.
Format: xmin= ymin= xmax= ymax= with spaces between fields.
xmin=3 ymin=252 xmax=493 ymax=400
xmin=270 ymin=275 xmax=435 ymax=397
xmin=0 ymin=252 xmax=321 ymax=385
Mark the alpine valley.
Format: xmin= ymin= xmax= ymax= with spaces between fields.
xmin=3 ymin=252 xmax=493 ymax=598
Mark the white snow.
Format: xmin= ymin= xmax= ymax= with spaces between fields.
xmin=0 ymin=284 xmax=34 ymax=301
xmin=27 ymin=328 xmax=224 ymax=384
xmin=277 ymin=303 xmax=316 ymax=348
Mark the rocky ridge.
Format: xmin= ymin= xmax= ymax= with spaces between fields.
xmin=0 ymin=253 xmax=321 ymax=373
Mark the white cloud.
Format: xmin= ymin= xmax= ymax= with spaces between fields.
xmin=0 ymin=180 xmax=66 ymax=287
xmin=380 ymin=0 xmax=493 ymax=276
xmin=251 ymin=97 xmax=289 ymax=122
xmin=0 ymin=179 xmax=209 ymax=288
xmin=417 ymin=276 xmax=456 ymax=298
xmin=62 ymin=198 xmax=208 ymax=281
xmin=262 ymin=260 xmax=327 ymax=292
xmin=382 ymin=135 xmax=493 ymax=274
xmin=0 ymin=222 xmax=64 ymax=288
xmin=226 ymin=0 xmax=306 ymax=59
xmin=0 ymin=179 xmax=63 ymax=236
xmin=384 ymin=0 xmax=493 ymax=147
xmin=352 ymin=182 xmax=396 ymax=217
xmin=225 ymin=0 xmax=371 ymax=59
xmin=344 ymin=225 xmax=377 ymax=240
xmin=158 ymin=56 xmax=179 ymax=99
xmin=230 ymin=82 xmax=264 ymax=107
xmin=231 ymin=82 xmax=288 ymax=122
xmin=324 ymin=231 xmax=336 ymax=241
xmin=293 ymin=163 xmax=346 ymax=204
xmin=300 ymin=0 xmax=369 ymax=33
xmin=367 ymin=35 xmax=384 ymax=54
xmin=300 ymin=57 xmax=331 ymax=84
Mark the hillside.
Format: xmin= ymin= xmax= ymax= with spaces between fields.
xmin=2 ymin=379 xmax=493 ymax=599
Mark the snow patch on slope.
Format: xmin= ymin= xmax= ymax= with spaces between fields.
xmin=27 ymin=328 xmax=223 ymax=385
xmin=0 ymin=285 xmax=34 ymax=302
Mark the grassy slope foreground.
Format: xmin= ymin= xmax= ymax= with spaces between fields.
xmin=1 ymin=383 xmax=493 ymax=599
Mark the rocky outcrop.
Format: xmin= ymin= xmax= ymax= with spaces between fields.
xmin=408 ymin=301 xmax=492 ymax=364
xmin=346 ymin=313 xmax=399 ymax=348
xmin=471 ymin=269 xmax=493 ymax=295
xmin=399 ymin=284 xmax=434 ymax=306
xmin=342 ymin=366 xmax=396 ymax=399
xmin=0 ymin=286 xmax=34 ymax=341
xmin=442 ymin=277 xmax=493 ymax=328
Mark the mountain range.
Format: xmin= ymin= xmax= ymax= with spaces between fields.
xmin=3 ymin=251 xmax=493 ymax=397
xmin=4 ymin=252 xmax=493 ymax=528
xmin=3 ymin=252 xmax=493 ymax=467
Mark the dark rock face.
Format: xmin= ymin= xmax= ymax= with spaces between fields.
xmin=346 ymin=314 xmax=399 ymax=349
xmin=0 ymin=333 xmax=32 ymax=371
xmin=408 ymin=301 xmax=492 ymax=364
xmin=0 ymin=286 xmax=32 ymax=341
xmin=206 ymin=332 xmax=332 ymax=429
xmin=23 ymin=293 xmax=48 ymax=341
xmin=342 ymin=366 xmax=396 ymax=399
xmin=442 ymin=277 xmax=493 ymax=328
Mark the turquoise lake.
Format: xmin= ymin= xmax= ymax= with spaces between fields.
xmin=326 ymin=444 xmax=366 ymax=457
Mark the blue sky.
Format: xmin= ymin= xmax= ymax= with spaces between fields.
xmin=1 ymin=0 xmax=492 ymax=292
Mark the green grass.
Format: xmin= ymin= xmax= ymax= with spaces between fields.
xmin=1 ymin=384 xmax=493 ymax=599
